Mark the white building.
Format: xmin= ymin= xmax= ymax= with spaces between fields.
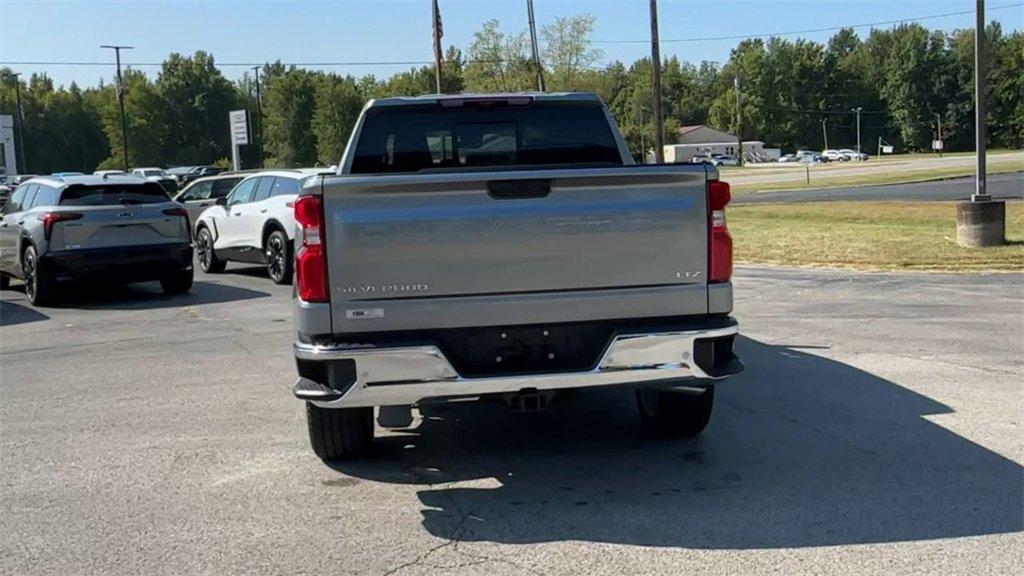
xmin=0 ymin=115 xmax=16 ymax=177
xmin=663 ymin=125 xmax=779 ymax=163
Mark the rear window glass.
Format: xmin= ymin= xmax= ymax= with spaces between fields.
xmin=59 ymin=183 xmax=170 ymax=206
xmin=272 ymin=178 xmax=301 ymax=197
xmin=351 ymin=100 xmax=623 ymax=174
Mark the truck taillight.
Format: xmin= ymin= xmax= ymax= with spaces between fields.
xmin=294 ymin=195 xmax=329 ymax=302
xmin=708 ymin=180 xmax=732 ymax=283
xmin=38 ymin=212 xmax=83 ymax=241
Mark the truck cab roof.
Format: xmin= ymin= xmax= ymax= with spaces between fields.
xmin=366 ymin=92 xmax=603 ymax=109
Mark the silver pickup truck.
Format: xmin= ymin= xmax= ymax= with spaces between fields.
xmin=291 ymin=92 xmax=743 ymax=460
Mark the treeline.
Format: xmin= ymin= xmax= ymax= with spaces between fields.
xmin=1 ymin=16 xmax=1021 ymax=174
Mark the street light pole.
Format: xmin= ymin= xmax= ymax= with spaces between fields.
xmin=4 ymin=72 xmax=27 ymax=174
xmin=251 ymin=65 xmax=265 ymax=169
xmin=973 ymin=0 xmax=988 ymax=202
xmin=101 ymin=45 xmax=133 ymax=171
xmin=821 ymin=118 xmax=828 ymax=150
xmin=955 ymin=0 xmax=1004 ymax=247
xmin=935 ymin=112 xmax=943 ymax=158
xmin=649 ymin=0 xmax=664 ymax=164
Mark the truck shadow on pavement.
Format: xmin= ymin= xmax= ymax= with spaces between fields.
xmin=332 ymin=337 xmax=1023 ymax=549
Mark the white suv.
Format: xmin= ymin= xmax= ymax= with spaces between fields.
xmin=193 ymin=169 xmax=327 ymax=284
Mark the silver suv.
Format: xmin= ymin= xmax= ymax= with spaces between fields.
xmin=0 ymin=175 xmax=194 ymax=305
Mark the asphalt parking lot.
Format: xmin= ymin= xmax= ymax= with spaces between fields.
xmin=2 ymin=264 xmax=1022 ymax=575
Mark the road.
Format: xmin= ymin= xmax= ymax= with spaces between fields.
xmin=733 ymin=171 xmax=1024 ymax=204
xmin=2 ymin=265 xmax=1022 ymax=575
xmin=723 ymin=150 xmax=1023 ymax=188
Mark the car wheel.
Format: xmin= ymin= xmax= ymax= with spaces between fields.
xmin=160 ymin=268 xmax=194 ymax=294
xmin=0 ymin=274 xmax=9 ymax=290
xmin=636 ymin=385 xmax=715 ymax=437
xmin=196 ymin=227 xmax=226 ymax=273
xmin=22 ymin=245 xmax=56 ymax=306
xmin=265 ymin=229 xmax=293 ymax=285
xmin=306 ymin=403 xmax=374 ymax=461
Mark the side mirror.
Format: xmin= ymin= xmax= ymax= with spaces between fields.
xmin=216 ymin=196 xmax=228 ymax=206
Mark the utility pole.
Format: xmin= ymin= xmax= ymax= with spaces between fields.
xmin=852 ymin=106 xmax=863 ymax=157
xmin=935 ymin=112 xmax=943 ymax=158
xmin=251 ymin=66 xmax=265 ymax=168
xmin=734 ymin=76 xmax=743 ymax=165
xmin=4 ymin=72 xmax=27 ymax=174
xmin=101 ymin=45 xmax=133 ymax=171
xmin=821 ymin=118 xmax=828 ymax=150
xmin=639 ymin=105 xmax=646 ymax=163
xmin=649 ymin=0 xmax=664 ymax=163
xmin=527 ymin=0 xmax=545 ymax=92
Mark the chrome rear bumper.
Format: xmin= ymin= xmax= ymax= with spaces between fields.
xmin=294 ymin=324 xmax=741 ymax=408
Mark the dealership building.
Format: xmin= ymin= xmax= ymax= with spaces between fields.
xmin=663 ymin=124 xmax=780 ymax=163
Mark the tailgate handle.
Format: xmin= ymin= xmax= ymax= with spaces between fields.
xmin=487 ymin=179 xmax=551 ymax=200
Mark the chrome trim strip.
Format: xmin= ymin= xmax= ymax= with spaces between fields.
xmin=294 ymin=325 xmax=739 ymax=408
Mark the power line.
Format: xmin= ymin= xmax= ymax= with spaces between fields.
xmin=593 ymin=2 xmax=1023 ymax=44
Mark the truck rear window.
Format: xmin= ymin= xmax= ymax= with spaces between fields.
xmin=60 ymin=183 xmax=170 ymax=206
xmin=351 ymin=100 xmax=623 ymax=174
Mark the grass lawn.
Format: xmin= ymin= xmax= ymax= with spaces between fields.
xmin=730 ymin=201 xmax=1024 ymax=272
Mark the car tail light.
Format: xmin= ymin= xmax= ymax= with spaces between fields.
xmin=38 ymin=212 xmax=83 ymax=241
xmin=162 ymin=207 xmax=192 ymax=239
xmin=708 ymin=180 xmax=732 ymax=283
xmin=294 ymin=195 xmax=329 ymax=302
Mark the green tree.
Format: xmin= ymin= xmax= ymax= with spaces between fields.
xmin=96 ymin=69 xmax=172 ymax=169
xmin=541 ymin=14 xmax=603 ymax=90
xmin=263 ymin=69 xmax=318 ymax=167
xmin=156 ymin=51 xmax=239 ymax=165
xmin=464 ymin=19 xmax=534 ymax=92
xmin=313 ymin=74 xmax=364 ymax=165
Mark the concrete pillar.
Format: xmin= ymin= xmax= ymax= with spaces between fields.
xmin=956 ymin=200 xmax=1006 ymax=247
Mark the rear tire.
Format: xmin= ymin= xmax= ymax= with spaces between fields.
xmin=22 ymin=245 xmax=56 ymax=306
xmin=196 ymin=227 xmax=226 ymax=274
xmin=0 ymin=274 xmax=9 ymax=290
xmin=160 ymin=268 xmax=194 ymax=294
xmin=265 ymin=229 xmax=292 ymax=285
xmin=306 ymin=403 xmax=374 ymax=461
xmin=636 ymin=385 xmax=715 ymax=438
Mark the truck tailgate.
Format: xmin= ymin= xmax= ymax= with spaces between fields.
xmin=322 ymin=165 xmax=710 ymax=332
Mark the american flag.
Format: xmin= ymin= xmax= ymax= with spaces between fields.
xmin=432 ymin=0 xmax=444 ymax=64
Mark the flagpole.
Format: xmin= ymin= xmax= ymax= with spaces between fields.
xmin=432 ymin=0 xmax=443 ymax=93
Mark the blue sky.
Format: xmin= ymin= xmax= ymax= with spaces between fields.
xmin=1 ymin=0 xmax=1021 ymax=87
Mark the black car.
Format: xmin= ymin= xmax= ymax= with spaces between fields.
xmin=179 ymin=166 xmax=223 ymax=186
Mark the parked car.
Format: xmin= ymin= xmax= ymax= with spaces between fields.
xmin=778 ymin=154 xmax=800 ymax=163
xmin=93 ymin=170 xmax=128 ymax=177
xmin=838 ymin=148 xmax=868 ymax=161
xmin=821 ymin=149 xmax=845 ymax=162
xmin=131 ymin=167 xmax=179 ymax=195
xmin=0 ymin=174 xmax=193 ymax=305
xmin=193 ymin=169 xmax=329 ymax=284
xmin=713 ymin=154 xmax=740 ymax=166
xmin=179 ymin=165 xmax=223 ymax=186
xmin=165 ymin=166 xmax=197 ymax=182
xmin=51 ymin=171 xmax=86 ymax=178
xmin=291 ymin=92 xmax=744 ymax=460
xmin=690 ymin=153 xmax=715 ymax=165
xmin=797 ymin=150 xmax=824 ymax=164
xmin=172 ymin=173 xmax=245 ymax=223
